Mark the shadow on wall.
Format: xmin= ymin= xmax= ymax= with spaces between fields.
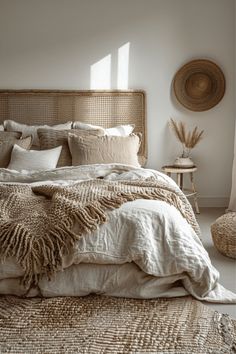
xmin=90 ymin=42 xmax=130 ymax=89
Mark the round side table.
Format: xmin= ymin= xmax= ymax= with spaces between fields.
xmin=162 ymin=165 xmax=200 ymax=214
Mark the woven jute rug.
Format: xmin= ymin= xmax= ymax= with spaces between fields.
xmin=0 ymin=295 xmax=235 ymax=354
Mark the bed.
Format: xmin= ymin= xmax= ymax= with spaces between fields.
xmin=0 ymin=89 xmax=235 ymax=304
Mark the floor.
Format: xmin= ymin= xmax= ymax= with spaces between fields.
xmin=196 ymin=208 xmax=236 ymax=319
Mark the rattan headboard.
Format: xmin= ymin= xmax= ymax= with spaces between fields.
xmin=0 ymin=90 xmax=147 ymax=165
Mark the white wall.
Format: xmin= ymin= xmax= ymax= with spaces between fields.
xmin=229 ymin=0 xmax=236 ymax=210
xmin=0 ymin=0 xmax=235 ymax=206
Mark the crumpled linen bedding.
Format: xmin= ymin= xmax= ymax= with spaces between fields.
xmin=0 ymin=164 xmax=235 ymax=303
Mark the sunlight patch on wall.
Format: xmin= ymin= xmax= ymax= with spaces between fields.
xmin=90 ymin=54 xmax=111 ymax=89
xmin=117 ymin=42 xmax=130 ymax=89
xmin=90 ymin=42 xmax=130 ymax=89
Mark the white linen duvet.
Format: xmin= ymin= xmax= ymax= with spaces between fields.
xmin=0 ymin=164 xmax=235 ymax=303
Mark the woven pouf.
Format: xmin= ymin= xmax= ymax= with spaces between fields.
xmin=211 ymin=212 xmax=236 ymax=259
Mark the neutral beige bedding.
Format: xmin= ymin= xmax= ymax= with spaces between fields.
xmin=0 ymin=177 xmax=199 ymax=288
xmin=0 ymin=164 xmax=236 ymax=303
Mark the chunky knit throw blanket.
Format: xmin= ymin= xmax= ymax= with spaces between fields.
xmin=0 ymin=178 xmax=200 ymax=287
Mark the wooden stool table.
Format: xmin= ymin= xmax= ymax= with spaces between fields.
xmin=162 ymin=165 xmax=200 ymax=214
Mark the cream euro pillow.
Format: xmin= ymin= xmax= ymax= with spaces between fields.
xmin=68 ymin=134 xmax=141 ymax=167
xmin=4 ymin=120 xmax=72 ymax=147
xmin=72 ymin=122 xmax=134 ymax=136
xmin=7 ymin=145 xmax=62 ymax=171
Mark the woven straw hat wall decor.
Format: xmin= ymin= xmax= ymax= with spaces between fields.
xmin=173 ymin=59 xmax=225 ymax=112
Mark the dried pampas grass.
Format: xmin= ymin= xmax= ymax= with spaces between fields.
xmin=170 ymin=119 xmax=204 ymax=157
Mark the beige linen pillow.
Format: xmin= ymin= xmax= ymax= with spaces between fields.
xmin=72 ymin=122 xmax=135 ymax=136
xmin=4 ymin=120 xmax=73 ymax=147
xmin=8 ymin=145 xmax=62 ymax=171
xmin=0 ymin=132 xmax=32 ymax=168
xmin=68 ymin=134 xmax=141 ymax=167
xmin=38 ymin=128 xmax=104 ymax=167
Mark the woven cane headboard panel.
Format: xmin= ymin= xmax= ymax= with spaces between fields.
xmin=0 ymin=90 xmax=147 ymax=165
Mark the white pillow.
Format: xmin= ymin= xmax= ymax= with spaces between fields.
xmin=7 ymin=145 xmax=62 ymax=171
xmin=73 ymin=122 xmax=134 ymax=136
xmin=4 ymin=120 xmax=72 ymax=147
xmin=0 ymin=125 xmax=4 ymax=131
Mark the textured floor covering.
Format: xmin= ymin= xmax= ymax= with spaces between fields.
xmin=197 ymin=208 xmax=236 ymax=319
xmin=0 ymin=295 xmax=235 ymax=354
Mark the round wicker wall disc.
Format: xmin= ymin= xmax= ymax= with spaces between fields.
xmin=173 ymin=59 xmax=225 ymax=111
